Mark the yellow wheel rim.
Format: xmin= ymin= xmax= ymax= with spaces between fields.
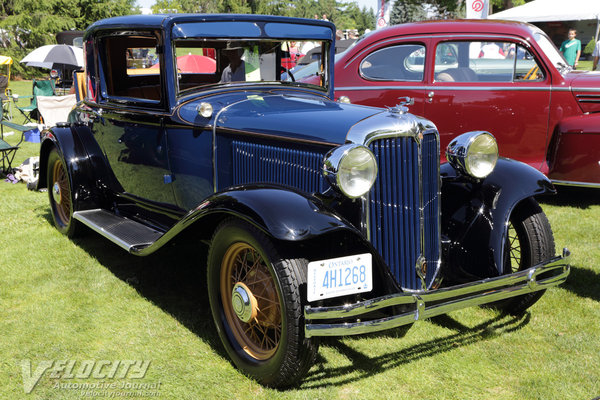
xmin=220 ymin=243 xmax=281 ymax=360
xmin=51 ymin=158 xmax=71 ymax=227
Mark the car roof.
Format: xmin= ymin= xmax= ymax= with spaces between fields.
xmin=361 ymin=19 xmax=537 ymax=43
xmin=85 ymin=14 xmax=335 ymax=39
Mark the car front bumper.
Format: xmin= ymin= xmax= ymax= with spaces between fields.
xmin=304 ymin=249 xmax=571 ymax=338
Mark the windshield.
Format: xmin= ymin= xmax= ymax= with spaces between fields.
xmin=532 ymin=27 xmax=571 ymax=73
xmin=173 ymin=39 xmax=330 ymax=96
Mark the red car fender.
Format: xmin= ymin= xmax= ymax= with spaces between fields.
xmin=547 ymin=113 xmax=600 ymax=185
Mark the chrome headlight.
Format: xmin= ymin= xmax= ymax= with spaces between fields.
xmin=323 ymin=144 xmax=378 ymax=198
xmin=446 ymin=131 xmax=498 ymax=179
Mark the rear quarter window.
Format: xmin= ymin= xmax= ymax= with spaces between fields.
xmin=359 ymin=44 xmax=425 ymax=82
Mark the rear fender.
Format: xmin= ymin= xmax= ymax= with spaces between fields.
xmin=440 ymin=157 xmax=555 ymax=281
xmin=39 ymin=125 xmax=109 ymax=212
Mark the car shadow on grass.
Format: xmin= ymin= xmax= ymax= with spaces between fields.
xmin=302 ymin=312 xmax=530 ymax=388
xmin=36 ymin=208 xmax=542 ymax=388
xmin=561 ymin=265 xmax=600 ymax=303
xmin=539 ymin=186 xmax=600 ymax=208
xmin=35 ymin=211 xmax=231 ymax=362
xmin=37 ymin=208 xmax=534 ymax=389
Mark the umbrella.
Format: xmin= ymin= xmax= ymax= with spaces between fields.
xmin=150 ymin=54 xmax=216 ymax=73
xmin=21 ymin=44 xmax=83 ymax=69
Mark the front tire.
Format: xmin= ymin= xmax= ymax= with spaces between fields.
xmin=47 ymin=147 xmax=80 ymax=237
xmin=496 ymin=198 xmax=555 ymax=315
xmin=207 ymin=219 xmax=318 ymax=387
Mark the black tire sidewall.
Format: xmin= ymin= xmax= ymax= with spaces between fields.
xmin=207 ymin=220 xmax=296 ymax=384
xmin=499 ymin=198 xmax=555 ymax=314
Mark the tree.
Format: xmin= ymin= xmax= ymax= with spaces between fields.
xmin=390 ymin=0 xmax=427 ymax=25
xmin=491 ymin=0 xmax=529 ymax=14
xmin=0 ymin=0 xmax=138 ymax=49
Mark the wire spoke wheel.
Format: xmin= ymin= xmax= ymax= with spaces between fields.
xmin=507 ymin=221 xmax=521 ymax=273
xmin=51 ymin=156 xmax=72 ymax=227
xmin=47 ymin=148 xmax=80 ymax=237
xmin=207 ymin=219 xmax=318 ymax=387
xmin=220 ymin=243 xmax=282 ymax=360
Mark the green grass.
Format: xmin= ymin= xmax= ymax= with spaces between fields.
xmin=1 ymin=82 xmax=600 ymax=399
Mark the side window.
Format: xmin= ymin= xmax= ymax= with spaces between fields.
xmin=360 ymin=44 xmax=425 ymax=82
xmin=512 ymin=45 xmax=544 ymax=81
xmin=435 ymin=41 xmax=544 ymax=83
xmin=101 ymin=34 xmax=162 ymax=103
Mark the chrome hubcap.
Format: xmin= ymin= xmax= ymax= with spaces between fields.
xmin=52 ymin=182 xmax=62 ymax=204
xmin=231 ymin=282 xmax=257 ymax=323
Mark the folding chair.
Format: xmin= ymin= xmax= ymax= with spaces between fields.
xmin=13 ymin=79 xmax=55 ymax=124
xmin=0 ymin=75 xmax=11 ymax=121
xmin=37 ymin=94 xmax=76 ymax=127
xmin=0 ymin=55 xmax=12 ymax=121
xmin=0 ymin=105 xmax=26 ymax=174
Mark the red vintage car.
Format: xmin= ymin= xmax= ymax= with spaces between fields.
xmin=325 ymin=19 xmax=600 ymax=187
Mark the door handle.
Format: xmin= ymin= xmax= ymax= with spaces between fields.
xmin=427 ymin=91 xmax=434 ymax=103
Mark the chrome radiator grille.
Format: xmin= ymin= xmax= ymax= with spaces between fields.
xmin=232 ymin=140 xmax=325 ymax=193
xmin=368 ymin=133 xmax=440 ymax=290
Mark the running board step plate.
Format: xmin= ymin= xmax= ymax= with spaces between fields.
xmin=73 ymin=209 xmax=163 ymax=252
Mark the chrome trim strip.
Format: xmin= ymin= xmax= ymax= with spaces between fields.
xmin=552 ymin=179 xmax=600 ymax=188
xmin=336 ymin=85 xmax=560 ymax=92
xmin=304 ymin=252 xmax=570 ymax=337
xmin=572 ymin=87 xmax=600 ymax=92
xmin=344 ymin=33 xmax=525 ymax=68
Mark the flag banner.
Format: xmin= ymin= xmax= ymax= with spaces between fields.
xmin=466 ymin=0 xmax=489 ymax=19
xmin=376 ymin=0 xmax=391 ymax=29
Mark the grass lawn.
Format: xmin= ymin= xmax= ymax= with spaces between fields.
xmin=1 ymin=81 xmax=599 ymax=399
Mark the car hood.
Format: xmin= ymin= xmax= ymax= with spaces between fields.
xmin=569 ymin=72 xmax=600 ymax=113
xmin=177 ymin=90 xmax=383 ymax=145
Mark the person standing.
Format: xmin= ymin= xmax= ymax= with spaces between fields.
xmin=592 ymin=40 xmax=600 ymax=71
xmin=559 ymin=29 xmax=581 ymax=69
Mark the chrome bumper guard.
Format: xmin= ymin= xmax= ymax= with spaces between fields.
xmin=304 ymin=250 xmax=570 ymax=338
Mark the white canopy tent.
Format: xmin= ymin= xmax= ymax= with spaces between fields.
xmin=489 ymin=0 xmax=600 ymax=40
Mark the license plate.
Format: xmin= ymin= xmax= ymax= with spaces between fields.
xmin=307 ymin=253 xmax=372 ymax=302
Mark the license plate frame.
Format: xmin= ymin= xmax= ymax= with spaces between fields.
xmin=307 ymin=253 xmax=372 ymax=302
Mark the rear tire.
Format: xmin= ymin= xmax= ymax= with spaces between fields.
xmin=47 ymin=147 xmax=81 ymax=237
xmin=207 ymin=218 xmax=318 ymax=387
xmin=496 ymin=198 xmax=555 ymax=315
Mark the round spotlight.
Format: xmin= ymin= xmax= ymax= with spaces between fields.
xmin=446 ymin=131 xmax=498 ymax=179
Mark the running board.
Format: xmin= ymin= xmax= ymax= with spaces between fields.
xmin=73 ymin=209 xmax=164 ymax=253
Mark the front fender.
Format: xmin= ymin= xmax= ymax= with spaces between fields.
xmin=200 ymin=185 xmax=363 ymax=241
xmin=136 ymin=185 xmax=402 ymax=295
xmin=440 ymin=157 xmax=555 ymax=281
xmin=139 ymin=185 xmax=365 ymax=254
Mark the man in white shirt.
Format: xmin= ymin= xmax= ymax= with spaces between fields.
xmin=593 ymin=41 xmax=600 ymax=71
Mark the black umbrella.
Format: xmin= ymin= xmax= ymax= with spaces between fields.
xmin=21 ymin=44 xmax=83 ymax=69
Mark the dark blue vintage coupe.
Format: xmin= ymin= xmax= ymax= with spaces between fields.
xmin=39 ymin=14 xmax=570 ymax=387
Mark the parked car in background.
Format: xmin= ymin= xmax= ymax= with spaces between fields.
xmin=311 ymin=19 xmax=600 ymax=187
xmin=39 ymin=14 xmax=569 ymax=387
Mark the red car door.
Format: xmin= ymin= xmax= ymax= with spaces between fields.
xmin=423 ymin=38 xmax=551 ymax=169
xmin=334 ymin=37 xmax=431 ymax=117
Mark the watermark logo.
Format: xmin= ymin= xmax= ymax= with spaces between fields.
xmin=21 ymin=359 xmax=155 ymax=396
